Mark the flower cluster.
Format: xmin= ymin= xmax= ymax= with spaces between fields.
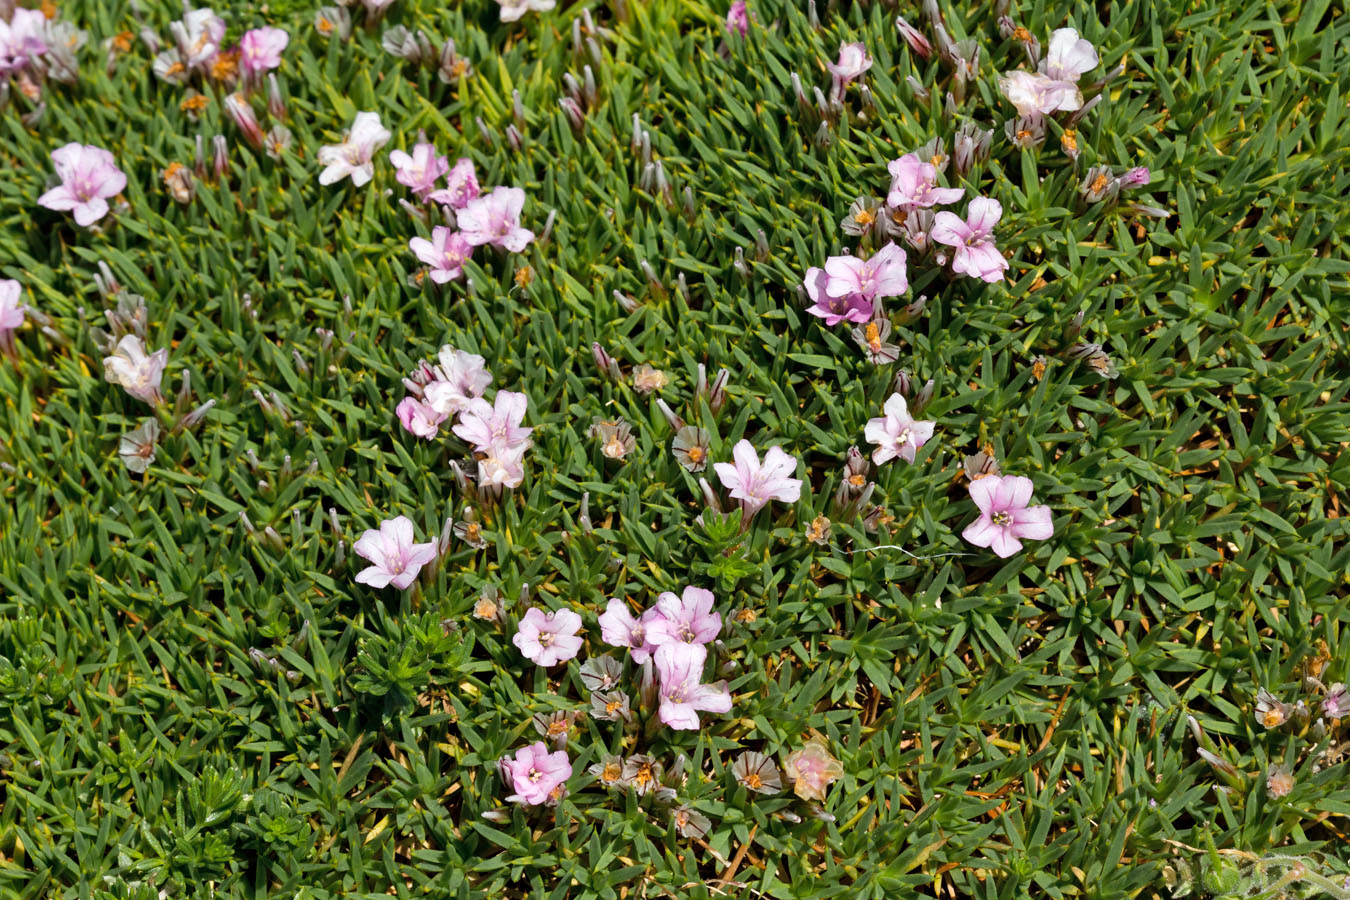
xmin=0 ymin=4 xmax=84 ymax=93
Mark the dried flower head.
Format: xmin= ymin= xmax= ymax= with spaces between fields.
xmin=473 ymin=586 xmax=503 ymax=622
xmin=632 ymin=363 xmax=669 ymax=393
xmin=578 ymin=654 xmax=624 ymax=692
xmin=672 ymin=425 xmax=712 ymax=473
xmin=840 ymin=196 xmax=883 ymax=237
xmin=851 ymin=318 xmax=901 ymax=365
xmin=589 ymin=755 xmax=627 ymax=789
xmin=162 ymin=162 xmax=195 ymax=204
xmin=1266 ymin=763 xmax=1294 ymax=799
xmin=1255 ymin=688 xmax=1291 ymax=729
xmin=731 ymin=751 xmax=783 ymax=794
xmin=963 ymin=448 xmax=1001 ymax=481
xmin=118 ymin=419 xmax=161 ymax=473
xmin=532 ymin=710 xmax=577 ymax=747
xmin=621 ymin=755 xmax=662 ymax=796
xmin=804 ymin=515 xmax=832 ymax=546
xmin=672 ymin=805 xmax=711 ymax=838
xmin=783 ymin=737 xmax=843 ymax=802
xmin=591 ymin=417 xmax=637 ymax=461
xmin=590 ymin=689 xmax=633 ymax=723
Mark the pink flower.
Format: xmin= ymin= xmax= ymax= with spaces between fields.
xmin=823 ymin=242 xmax=908 ymax=302
xmin=396 ymin=396 xmax=446 ymax=439
xmin=0 ymin=279 xmax=25 ymax=355
xmin=1040 ymin=27 xmax=1097 ymax=83
xmin=714 ymin=439 xmax=802 ymax=518
xmin=223 ymin=93 xmax=265 ymax=150
xmin=864 ymin=393 xmax=935 ymax=465
xmin=961 ymin=475 xmax=1053 ymax=558
xmin=886 ymin=153 xmax=964 ymax=210
xmin=1117 ymin=167 xmax=1150 ymax=189
xmin=353 ymin=515 xmax=439 ymax=589
xmin=0 ymin=9 xmax=50 ymax=75
xmin=423 ymin=346 xmax=493 ymax=417
xmin=895 ymin=16 xmax=931 ymax=59
xmin=477 ymin=443 xmax=528 ymax=490
xmin=453 ymin=391 xmax=533 ymax=455
xmin=457 ymin=186 xmax=534 ymax=252
xmin=783 ymin=738 xmax=843 ymax=801
xmin=997 ymin=70 xmax=1079 ymax=117
xmin=237 ymin=26 xmax=288 ymax=77
xmin=930 ymin=197 xmax=1009 ymax=283
xmin=428 ymin=158 xmax=480 ymax=210
xmin=598 ymin=598 xmax=659 ymax=663
xmin=1323 ymin=683 xmax=1349 ymax=720
xmin=646 ymin=586 xmax=721 ymax=648
xmin=37 ymin=143 xmax=127 ymax=227
xmin=513 ymin=607 xmax=584 ymax=667
xmin=102 ymin=335 xmax=168 ymax=404
xmin=654 ymin=643 xmax=731 ymax=730
xmin=827 ymin=41 xmax=872 ymax=97
xmin=725 ymin=0 xmax=749 ymax=36
xmin=500 ymin=741 xmax=571 ymax=805
xmin=803 ymin=267 xmax=871 ymax=326
xmin=317 ymin=111 xmax=391 ymax=187
xmin=409 ymin=226 xmax=472 ymax=284
xmin=390 ymin=142 xmax=449 ymax=200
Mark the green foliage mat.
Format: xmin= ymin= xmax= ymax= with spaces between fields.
xmin=1 ymin=0 xmax=1349 ymax=897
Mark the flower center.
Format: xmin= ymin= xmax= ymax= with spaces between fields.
xmin=1091 ymin=173 xmax=1110 ymax=194
xmin=744 ymin=773 xmax=762 ymax=789
xmin=686 ymin=446 xmax=705 ymax=463
xmin=854 ymin=209 xmax=874 ymax=225
xmin=1263 ymin=709 xmax=1283 ymax=727
xmin=528 ymin=767 xmax=542 ymax=782
xmin=679 ymin=625 xmax=696 ymax=643
xmin=538 ymin=632 xmax=554 ymax=646
xmin=896 ymin=427 xmax=912 ymax=445
xmin=992 ymin=511 xmax=1012 ymax=527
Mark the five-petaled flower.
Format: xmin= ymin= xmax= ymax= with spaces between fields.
xmin=409 ymin=226 xmax=473 ymax=284
xmin=352 ymin=515 xmax=438 ymax=589
xmin=960 ymin=475 xmax=1053 ymax=557
xmin=887 ymin=153 xmax=965 ymax=211
xmin=38 ymin=143 xmax=127 ymax=227
xmin=500 ymin=741 xmax=571 ymax=805
xmin=390 ymin=142 xmax=450 ymax=200
xmin=317 ymin=111 xmax=391 ymax=187
xmin=823 ymin=242 xmax=909 ymax=303
xmin=457 ymin=186 xmax=535 ymax=252
xmin=513 ymin=606 xmax=584 ymax=666
xmin=646 ymin=586 xmax=722 ymax=648
xmin=931 ymin=197 xmax=1009 ymax=283
xmin=237 ymin=26 xmax=288 ymax=79
xmin=653 ymin=643 xmax=732 ymax=730
xmin=714 ymin=439 xmax=803 ymax=518
xmin=864 ymin=392 xmax=936 ymax=465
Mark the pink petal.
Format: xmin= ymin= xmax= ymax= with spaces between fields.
xmin=928 ymin=211 xmax=967 ymax=247
xmin=967 ymin=476 xmax=1002 ymax=514
xmin=988 ymin=528 xmax=1023 ymax=558
xmin=1011 ymin=505 xmax=1054 ymax=541
xmin=961 ymin=515 xmax=998 ymax=548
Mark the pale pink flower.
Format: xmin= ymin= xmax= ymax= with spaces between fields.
xmin=0 ymin=280 xmax=25 ymax=355
xmin=408 ymin=226 xmax=472 ymax=284
xmin=496 ymin=0 xmax=557 ymax=22
xmin=0 ymin=9 xmax=50 ymax=75
xmin=827 ymin=41 xmax=872 ymax=98
xmin=823 ymin=242 xmax=908 ymax=302
xmin=930 ymin=197 xmax=1009 ymax=283
xmin=654 ymin=643 xmax=731 ymax=730
xmin=714 ymin=439 xmax=802 ymax=518
xmin=352 ymin=515 xmax=439 ymax=589
xmin=803 ymin=267 xmax=871 ymax=327
xmin=453 ymin=391 xmax=533 ymax=455
xmin=423 ymin=346 xmax=492 ymax=417
xmin=102 ymin=335 xmax=168 ymax=404
xmin=886 ymin=153 xmax=964 ymax=210
xmin=1323 ymin=683 xmax=1349 ymax=720
xmin=894 ymin=16 xmax=931 ymax=59
xmin=457 ymin=186 xmax=534 ymax=252
xmin=598 ymin=598 xmax=659 ymax=664
xmin=396 ymin=396 xmax=446 ymax=439
xmin=725 ymin=0 xmax=749 ymax=36
xmin=960 ymin=475 xmax=1053 ymax=558
xmin=864 ymin=393 xmax=935 ymax=465
xmin=237 ymin=26 xmax=288 ymax=77
xmin=647 ymin=586 xmax=721 ymax=648
xmin=317 ymin=111 xmax=391 ymax=187
xmin=428 ymin=158 xmax=480 ymax=210
xmin=513 ymin=607 xmax=584 ymax=667
xmin=997 ymin=70 xmax=1079 ymax=117
xmin=477 ymin=442 xmax=528 ymax=490
xmin=390 ymin=142 xmax=449 ymax=200
xmin=500 ymin=741 xmax=571 ymax=805
xmin=1040 ymin=27 xmax=1097 ymax=83
xmin=37 ymin=143 xmax=127 ymax=227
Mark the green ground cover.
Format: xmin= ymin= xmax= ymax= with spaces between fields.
xmin=1 ymin=0 xmax=1349 ymax=897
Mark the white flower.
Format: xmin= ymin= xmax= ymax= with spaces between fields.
xmin=317 ymin=112 xmax=391 ymax=187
